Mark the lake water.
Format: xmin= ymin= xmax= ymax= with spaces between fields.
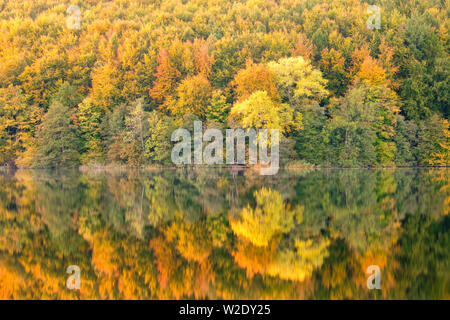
xmin=0 ymin=168 xmax=448 ymax=299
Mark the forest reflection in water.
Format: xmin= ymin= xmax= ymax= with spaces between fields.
xmin=0 ymin=168 xmax=448 ymax=299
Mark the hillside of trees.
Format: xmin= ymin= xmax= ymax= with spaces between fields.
xmin=0 ymin=0 xmax=449 ymax=168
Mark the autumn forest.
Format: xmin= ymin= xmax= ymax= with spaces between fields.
xmin=0 ymin=0 xmax=449 ymax=301
xmin=0 ymin=0 xmax=448 ymax=168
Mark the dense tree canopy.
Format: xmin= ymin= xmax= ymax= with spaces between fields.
xmin=0 ymin=0 xmax=448 ymax=167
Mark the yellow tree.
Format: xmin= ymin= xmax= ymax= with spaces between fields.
xmin=266 ymin=239 xmax=330 ymax=282
xmin=170 ymin=74 xmax=213 ymax=119
xmin=230 ymin=187 xmax=303 ymax=247
xmin=231 ymin=187 xmax=329 ymax=282
xmin=229 ymin=91 xmax=301 ymax=133
xmin=232 ymin=61 xmax=280 ymax=102
xmin=165 ymin=220 xmax=213 ymax=263
xmin=319 ymin=48 xmax=348 ymax=95
xmin=267 ymin=56 xmax=328 ymax=107
xmin=0 ymin=85 xmax=40 ymax=166
xmin=91 ymin=62 xmax=122 ymax=109
xmin=356 ymin=57 xmax=388 ymax=87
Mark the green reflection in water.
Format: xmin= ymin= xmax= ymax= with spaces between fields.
xmin=0 ymin=168 xmax=448 ymax=299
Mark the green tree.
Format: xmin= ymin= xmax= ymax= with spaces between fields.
xmin=324 ymin=82 xmax=402 ymax=166
xmin=104 ymin=104 xmax=127 ymax=164
xmin=294 ymin=103 xmax=328 ymax=165
xmin=77 ymin=97 xmax=104 ymax=164
xmin=323 ymin=86 xmax=378 ymax=166
xmin=399 ymin=14 xmax=446 ymax=120
xmin=34 ymin=101 xmax=80 ymax=168
xmin=123 ymin=98 xmax=149 ymax=165
xmin=205 ymin=91 xmax=230 ymax=123
xmin=416 ymin=115 xmax=449 ymax=166
xmin=144 ymin=111 xmax=174 ymax=164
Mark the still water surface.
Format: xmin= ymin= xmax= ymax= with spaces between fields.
xmin=0 ymin=168 xmax=448 ymax=299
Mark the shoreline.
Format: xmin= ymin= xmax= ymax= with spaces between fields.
xmin=1 ymin=164 xmax=449 ymax=172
